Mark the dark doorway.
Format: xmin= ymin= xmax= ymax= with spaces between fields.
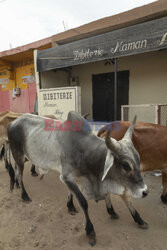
xmin=92 ymin=71 xmax=129 ymax=121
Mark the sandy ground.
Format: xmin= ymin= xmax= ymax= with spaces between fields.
xmin=0 ymin=161 xmax=167 ymax=250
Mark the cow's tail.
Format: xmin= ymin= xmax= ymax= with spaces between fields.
xmin=4 ymin=143 xmax=15 ymax=192
xmin=0 ymin=145 xmax=5 ymax=160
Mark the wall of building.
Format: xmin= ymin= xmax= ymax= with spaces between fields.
xmin=0 ymin=67 xmax=15 ymax=111
xmin=0 ymin=63 xmax=36 ymax=113
xmin=127 ymin=50 xmax=167 ymax=105
xmin=41 ymin=70 xmax=69 ymax=89
xmin=71 ymin=50 xmax=167 ymax=119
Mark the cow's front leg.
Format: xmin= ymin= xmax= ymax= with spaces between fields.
xmin=4 ymin=143 xmax=15 ymax=192
xmin=67 ymin=193 xmax=78 ymax=215
xmin=62 ymin=175 xmax=96 ymax=246
xmin=161 ymin=170 xmax=167 ymax=204
xmin=0 ymin=144 xmax=5 ymax=160
xmin=105 ymin=193 xmax=119 ymax=219
xmin=121 ymin=190 xmax=148 ymax=229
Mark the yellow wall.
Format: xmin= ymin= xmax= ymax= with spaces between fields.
xmin=15 ymin=63 xmax=35 ymax=89
xmin=0 ymin=68 xmax=15 ymax=91
xmin=0 ymin=63 xmax=35 ymax=91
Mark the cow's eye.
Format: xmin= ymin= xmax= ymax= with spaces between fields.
xmin=122 ymin=162 xmax=131 ymax=172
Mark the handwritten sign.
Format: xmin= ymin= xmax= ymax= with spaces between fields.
xmin=22 ymin=75 xmax=35 ymax=84
xmin=37 ymin=16 xmax=167 ymax=72
xmin=0 ymin=78 xmax=8 ymax=84
xmin=74 ymin=48 xmax=103 ymax=60
xmin=38 ymin=86 xmax=81 ymax=120
xmin=110 ymin=40 xmax=147 ymax=54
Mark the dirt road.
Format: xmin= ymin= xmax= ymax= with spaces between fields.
xmin=0 ymin=161 xmax=167 ymax=250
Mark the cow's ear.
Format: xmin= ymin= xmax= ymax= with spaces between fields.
xmin=102 ymin=150 xmax=114 ymax=181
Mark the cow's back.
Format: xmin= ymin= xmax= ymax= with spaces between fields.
xmin=7 ymin=114 xmax=64 ymax=172
xmin=98 ymin=121 xmax=167 ymax=171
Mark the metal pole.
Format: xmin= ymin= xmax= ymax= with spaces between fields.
xmin=114 ymin=58 xmax=117 ymax=121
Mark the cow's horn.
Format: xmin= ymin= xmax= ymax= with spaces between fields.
xmin=123 ymin=115 xmax=137 ymax=141
xmin=105 ymin=129 xmax=121 ymax=153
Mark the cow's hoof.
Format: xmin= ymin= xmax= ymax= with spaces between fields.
xmin=89 ymin=238 xmax=96 ymax=247
xmin=31 ymin=172 xmax=38 ymax=177
xmin=22 ymin=198 xmax=32 ymax=203
xmin=88 ymin=231 xmax=96 ymax=247
xmin=15 ymin=179 xmax=20 ymax=189
xmin=9 ymin=185 xmax=14 ymax=192
xmin=110 ymin=212 xmax=119 ymax=220
xmin=22 ymin=193 xmax=32 ymax=203
xmin=68 ymin=208 xmax=78 ymax=215
xmin=161 ymin=195 xmax=167 ymax=204
xmin=9 ymin=180 xmax=15 ymax=192
xmin=138 ymin=222 xmax=149 ymax=229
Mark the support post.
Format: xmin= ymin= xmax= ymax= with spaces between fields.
xmin=114 ymin=58 xmax=118 ymax=121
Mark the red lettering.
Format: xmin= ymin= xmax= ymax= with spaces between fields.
xmin=73 ymin=121 xmax=81 ymax=131
xmin=64 ymin=120 xmax=72 ymax=131
xmin=54 ymin=121 xmax=64 ymax=131
xmin=44 ymin=119 xmax=54 ymax=131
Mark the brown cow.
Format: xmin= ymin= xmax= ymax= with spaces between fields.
xmin=97 ymin=121 xmax=167 ymax=204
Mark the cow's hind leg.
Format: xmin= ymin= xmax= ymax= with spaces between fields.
xmin=62 ymin=175 xmax=96 ymax=246
xmin=15 ymin=162 xmax=31 ymax=202
xmin=121 ymin=190 xmax=148 ymax=229
xmin=105 ymin=193 xmax=119 ymax=219
xmin=4 ymin=144 xmax=15 ymax=192
xmin=67 ymin=193 xmax=78 ymax=215
xmin=0 ymin=144 xmax=5 ymax=160
xmin=5 ymin=159 xmax=15 ymax=192
xmin=161 ymin=170 xmax=167 ymax=204
xmin=31 ymin=164 xmax=38 ymax=177
xmin=14 ymin=164 xmax=20 ymax=189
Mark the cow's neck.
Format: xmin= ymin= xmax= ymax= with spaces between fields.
xmin=78 ymin=174 xmax=125 ymax=201
xmin=82 ymin=134 xmax=107 ymax=166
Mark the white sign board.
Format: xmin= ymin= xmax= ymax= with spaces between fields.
xmin=0 ymin=77 xmax=8 ymax=84
xmin=38 ymin=86 xmax=81 ymax=120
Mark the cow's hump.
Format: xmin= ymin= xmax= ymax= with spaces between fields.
xmin=67 ymin=111 xmax=91 ymax=134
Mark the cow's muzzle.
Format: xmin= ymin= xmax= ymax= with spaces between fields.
xmin=142 ymin=185 xmax=149 ymax=198
xmin=131 ymin=184 xmax=149 ymax=198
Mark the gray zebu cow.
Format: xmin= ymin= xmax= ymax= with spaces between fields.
xmin=7 ymin=111 xmax=148 ymax=246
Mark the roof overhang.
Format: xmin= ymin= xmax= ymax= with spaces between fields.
xmin=37 ymin=16 xmax=167 ymax=72
xmin=0 ymin=37 xmax=52 ymax=67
